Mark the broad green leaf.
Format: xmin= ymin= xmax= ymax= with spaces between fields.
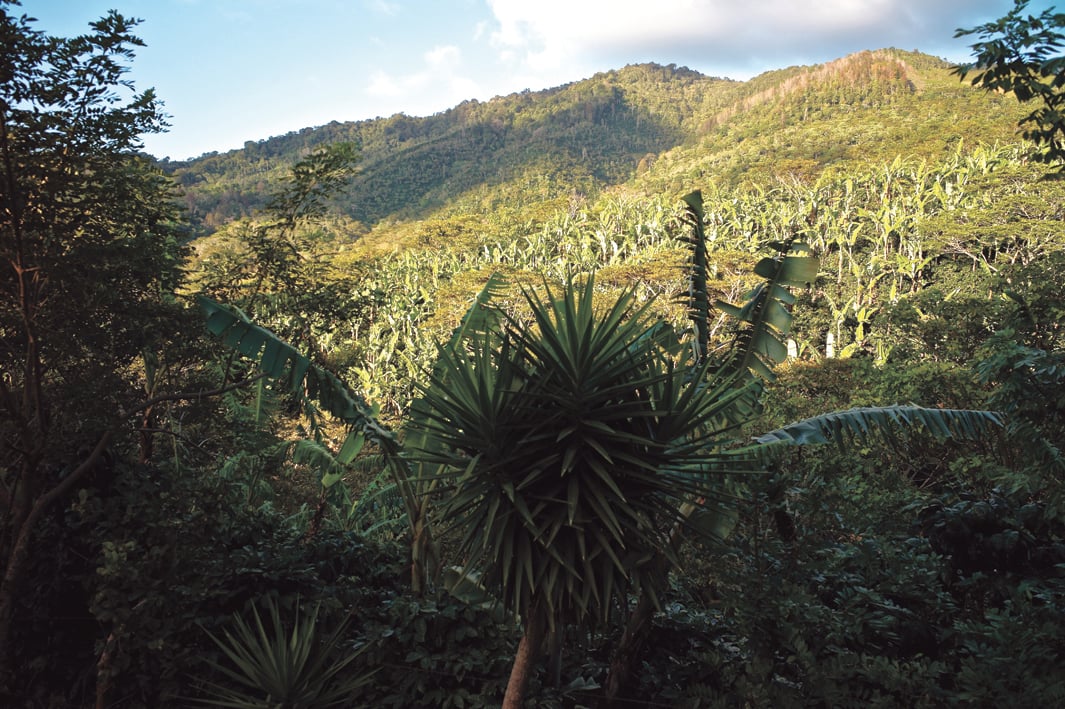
xmin=755 ymin=405 xmax=1003 ymax=446
xmin=336 ymin=432 xmax=365 ymax=465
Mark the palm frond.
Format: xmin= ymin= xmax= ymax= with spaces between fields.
xmin=198 ymin=295 xmax=398 ymax=458
xmin=753 ymin=405 xmax=1003 ymax=448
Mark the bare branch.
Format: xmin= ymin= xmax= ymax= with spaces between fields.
xmin=119 ymin=372 xmax=269 ymax=421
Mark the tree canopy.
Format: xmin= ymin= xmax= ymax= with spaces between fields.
xmin=955 ymin=0 xmax=1065 ymax=173
xmin=0 ymin=2 xmax=182 ymax=689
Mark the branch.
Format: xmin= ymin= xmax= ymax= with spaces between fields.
xmin=136 ymin=427 xmax=213 ymax=460
xmin=119 ymin=372 xmax=269 ymax=420
xmin=34 ymin=430 xmax=113 ymax=515
xmin=12 ymin=373 xmax=271 ymax=553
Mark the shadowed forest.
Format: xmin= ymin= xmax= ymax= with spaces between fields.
xmin=2 ymin=1 xmax=1064 ymax=706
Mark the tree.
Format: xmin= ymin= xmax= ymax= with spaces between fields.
xmin=954 ymin=0 xmax=1065 ymax=174
xmin=395 ymin=186 xmax=820 ymax=707
xmin=0 ymin=3 xmax=184 ymax=692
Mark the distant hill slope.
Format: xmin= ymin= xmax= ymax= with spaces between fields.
xmin=635 ymin=50 xmax=1026 ymax=195
xmin=163 ymin=63 xmax=725 ymax=229
xmin=162 ymin=50 xmax=1026 ymax=233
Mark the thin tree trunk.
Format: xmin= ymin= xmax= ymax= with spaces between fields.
xmin=138 ymin=405 xmax=155 ymax=464
xmin=304 ymin=489 xmax=329 ymax=541
xmin=600 ymin=591 xmax=656 ymax=708
xmin=0 ymin=431 xmax=113 ymax=693
xmin=601 ymin=546 xmax=677 ymax=707
xmin=502 ymin=609 xmax=546 ymax=709
xmin=95 ymin=631 xmax=116 ymax=709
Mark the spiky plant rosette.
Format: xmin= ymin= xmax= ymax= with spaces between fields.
xmin=409 ymin=277 xmax=751 ymax=627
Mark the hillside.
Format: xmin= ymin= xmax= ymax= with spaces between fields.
xmin=180 ymin=45 xmax=1061 ymax=425
xmin=637 ymin=49 xmax=1027 ymax=194
xmin=164 ymin=62 xmax=726 ymax=229
xmin=164 ymin=50 xmax=1027 ymax=234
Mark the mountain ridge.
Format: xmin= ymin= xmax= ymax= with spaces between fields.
xmin=164 ymin=49 xmax=1026 ymax=233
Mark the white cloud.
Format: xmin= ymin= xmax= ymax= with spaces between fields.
xmin=366 ymin=71 xmax=405 ymax=98
xmin=484 ymin=0 xmax=1008 ymax=78
xmin=364 ymin=0 xmax=400 ymax=16
xmin=426 ymin=45 xmax=462 ymax=69
xmin=365 ymin=44 xmax=481 ymax=115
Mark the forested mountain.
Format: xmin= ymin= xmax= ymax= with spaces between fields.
xmin=164 ymin=50 xmax=1025 ymax=232
xmin=164 ymin=61 xmax=722 ymax=228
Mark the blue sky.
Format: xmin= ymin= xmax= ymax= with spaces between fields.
xmin=21 ymin=0 xmax=1052 ymax=161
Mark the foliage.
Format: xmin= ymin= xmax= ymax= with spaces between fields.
xmin=410 ymin=276 xmax=725 ymax=627
xmin=197 ymin=296 xmax=392 ymax=459
xmin=955 ymin=0 xmax=1065 ymax=173
xmin=188 ymin=144 xmax=361 ymax=352
xmin=611 ymin=466 xmax=1065 ymax=708
xmin=197 ymin=596 xmax=374 ymax=708
xmin=355 ymin=594 xmax=516 ymax=708
xmin=6 ymin=3 xmax=1064 ymax=704
xmin=0 ymin=3 xmax=185 ymax=695
xmin=67 ymin=457 xmax=406 ymax=707
xmin=975 ymin=331 xmax=1065 ymax=495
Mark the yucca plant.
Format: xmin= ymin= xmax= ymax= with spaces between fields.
xmin=195 ymin=597 xmax=374 ymax=708
xmin=407 ymin=274 xmax=755 ymax=707
xmin=403 ymin=184 xmax=823 ymax=705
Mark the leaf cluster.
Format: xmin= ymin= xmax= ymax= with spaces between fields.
xmin=955 ymin=0 xmax=1065 ymax=173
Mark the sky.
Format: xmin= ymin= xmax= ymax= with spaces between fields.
xmin=20 ymin=0 xmax=1055 ymax=161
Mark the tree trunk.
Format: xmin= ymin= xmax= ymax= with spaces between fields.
xmin=138 ymin=405 xmax=155 ymax=464
xmin=502 ymin=609 xmax=546 ymax=709
xmin=0 ymin=431 xmax=113 ymax=693
xmin=601 ymin=543 xmax=683 ymax=708
xmin=600 ymin=591 xmax=655 ymax=708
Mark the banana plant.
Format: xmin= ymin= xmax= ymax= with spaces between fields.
xmin=198 ymin=298 xmax=392 ymax=451
xmin=198 ymin=272 xmax=508 ymax=594
xmin=196 ymin=295 xmax=420 ymax=557
xmin=754 ymin=405 xmax=1002 ymax=448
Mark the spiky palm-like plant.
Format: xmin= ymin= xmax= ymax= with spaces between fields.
xmin=403 ymin=209 xmax=826 ymax=705
xmin=408 ymin=275 xmax=751 ymax=706
xmin=196 ymin=597 xmax=373 ymax=709
xmin=414 ymin=277 xmax=744 ymax=613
